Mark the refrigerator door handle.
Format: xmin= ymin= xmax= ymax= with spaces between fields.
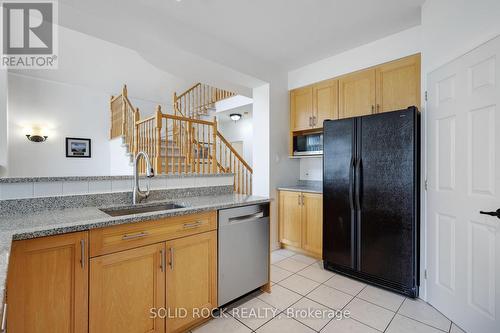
xmin=355 ymin=158 xmax=362 ymax=211
xmin=349 ymin=157 xmax=355 ymax=211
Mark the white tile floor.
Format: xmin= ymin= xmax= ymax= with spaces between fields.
xmin=192 ymin=249 xmax=464 ymax=333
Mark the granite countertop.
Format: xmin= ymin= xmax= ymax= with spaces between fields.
xmin=0 ymin=192 xmax=270 ymax=307
xmin=277 ymin=181 xmax=322 ymax=194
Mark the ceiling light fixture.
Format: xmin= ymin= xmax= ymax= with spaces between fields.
xmin=230 ymin=113 xmax=242 ymax=121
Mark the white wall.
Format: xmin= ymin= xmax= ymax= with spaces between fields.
xmin=4 ymin=25 xmax=192 ymax=177
xmin=422 ymin=0 xmax=500 ymax=73
xmin=299 ymin=157 xmax=323 ymax=181
xmin=252 ymin=85 xmax=271 ymax=197
xmin=7 ymin=74 xmax=111 ymax=177
xmin=288 ymin=26 xmax=422 ymax=90
xmin=217 ymin=105 xmax=253 ymax=167
xmin=0 ymin=69 xmax=7 ymax=176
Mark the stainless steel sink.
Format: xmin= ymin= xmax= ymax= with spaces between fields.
xmin=100 ymin=203 xmax=184 ymax=217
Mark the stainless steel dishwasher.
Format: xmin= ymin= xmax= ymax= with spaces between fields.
xmin=218 ymin=204 xmax=270 ymax=307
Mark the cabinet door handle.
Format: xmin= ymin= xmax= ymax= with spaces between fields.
xmin=169 ymin=248 xmax=174 ymax=270
xmin=308 ymin=116 xmax=312 ymax=127
xmin=80 ymin=239 xmax=85 ymax=269
xmin=298 ymin=194 xmax=301 ymax=206
xmin=160 ymin=248 xmax=166 ymax=272
xmin=183 ymin=221 xmax=202 ymax=229
xmin=301 ymin=194 xmax=305 ymax=206
xmin=371 ymin=105 xmax=375 ymax=113
xmin=312 ymin=116 xmax=317 ymax=126
xmin=1 ymin=303 xmax=7 ymax=332
xmin=122 ymin=231 xmax=148 ymax=240
xmin=376 ymin=104 xmax=380 ymax=113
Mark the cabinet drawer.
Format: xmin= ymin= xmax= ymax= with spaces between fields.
xmin=90 ymin=211 xmax=217 ymax=257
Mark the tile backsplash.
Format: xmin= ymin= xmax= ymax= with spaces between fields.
xmin=0 ymin=175 xmax=234 ymax=200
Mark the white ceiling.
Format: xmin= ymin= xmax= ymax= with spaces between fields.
xmin=58 ymin=0 xmax=424 ymax=74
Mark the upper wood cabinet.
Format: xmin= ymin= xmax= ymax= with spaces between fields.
xmin=290 ymin=80 xmax=338 ymax=131
xmin=338 ymin=69 xmax=376 ymax=118
xmin=90 ymin=242 xmax=166 ymax=333
xmin=290 ymin=86 xmax=313 ymax=131
xmin=289 ymin=54 xmax=421 ymax=133
xmin=7 ymin=232 xmax=89 ymax=333
xmin=376 ymin=54 xmax=421 ymax=113
xmin=301 ymin=193 xmax=323 ymax=257
xmin=313 ymin=79 xmax=338 ymax=127
xmin=166 ymin=231 xmax=217 ymax=333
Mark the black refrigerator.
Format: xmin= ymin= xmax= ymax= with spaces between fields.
xmin=323 ymin=106 xmax=420 ymax=298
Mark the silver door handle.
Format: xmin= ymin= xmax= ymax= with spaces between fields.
xmin=169 ymin=248 xmax=174 ymax=270
xmin=122 ymin=231 xmax=148 ymax=240
xmin=228 ymin=212 xmax=264 ymax=223
xmin=80 ymin=239 xmax=85 ymax=269
xmin=1 ymin=303 xmax=7 ymax=332
xmin=183 ymin=221 xmax=203 ymax=229
xmin=160 ymin=248 xmax=166 ymax=272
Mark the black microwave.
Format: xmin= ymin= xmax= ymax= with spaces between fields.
xmin=293 ymin=132 xmax=323 ymax=156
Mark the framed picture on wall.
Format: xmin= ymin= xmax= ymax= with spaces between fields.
xmin=66 ymin=138 xmax=91 ymax=158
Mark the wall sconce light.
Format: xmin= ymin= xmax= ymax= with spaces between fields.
xmin=230 ymin=113 xmax=242 ymax=121
xmin=25 ymin=128 xmax=48 ymax=142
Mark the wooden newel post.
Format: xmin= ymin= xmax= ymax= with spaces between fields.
xmin=109 ymin=96 xmax=114 ymax=139
xmin=172 ymin=92 xmax=177 ymax=115
xmin=212 ymin=117 xmax=218 ymax=173
xmin=155 ymin=105 xmax=163 ymax=174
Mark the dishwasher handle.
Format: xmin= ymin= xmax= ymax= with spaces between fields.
xmin=228 ymin=212 xmax=264 ymax=223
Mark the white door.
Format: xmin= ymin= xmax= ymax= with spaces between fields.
xmin=427 ymin=36 xmax=500 ymax=333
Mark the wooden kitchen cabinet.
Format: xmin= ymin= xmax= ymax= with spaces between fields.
xmin=301 ymin=193 xmax=323 ymax=256
xmin=166 ymin=231 xmax=217 ymax=333
xmin=290 ymin=54 xmax=421 ymax=130
xmin=278 ymin=190 xmax=323 ymax=258
xmin=290 ymin=86 xmax=313 ymax=131
xmin=312 ymin=79 xmax=338 ymax=127
xmin=338 ymin=69 xmax=376 ymax=118
xmin=376 ymin=54 xmax=421 ymax=113
xmin=90 ymin=242 xmax=166 ymax=333
xmin=278 ymin=190 xmax=303 ymax=248
xmin=290 ymin=80 xmax=338 ymax=132
xmin=6 ymin=232 xmax=89 ymax=333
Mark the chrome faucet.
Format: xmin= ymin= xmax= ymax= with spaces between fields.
xmin=133 ymin=151 xmax=155 ymax=205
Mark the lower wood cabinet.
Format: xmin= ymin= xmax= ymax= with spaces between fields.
xmin=5 ymin=211 xmax=219 ymax=333
xmin=278 ymin=190 xmax=323 ymax=258
xmin=278 ymin=190 xmax=302 ymax=248
xmin=90 ymin=243 xmax=166 ymax=333
xmin=301 ymin=192 xmax=323 ymax=256
xmin=6 ymin=231 xmax=89 ymax=333
xmin=166 ymin=231 xmax=217 ymax=333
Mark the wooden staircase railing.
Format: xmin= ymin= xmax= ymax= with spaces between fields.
xmin=215 ymin=131 xmax=253 ymax=195
xmin=173 ymin=83 xmax=236 ymax=119
xmin=173 ymin=83 xmax=253 ymax=195
xmin=110 ymin=85 xmax=139 ymax=155
xmin=110 ymin=84 xmax=252 ymax=195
